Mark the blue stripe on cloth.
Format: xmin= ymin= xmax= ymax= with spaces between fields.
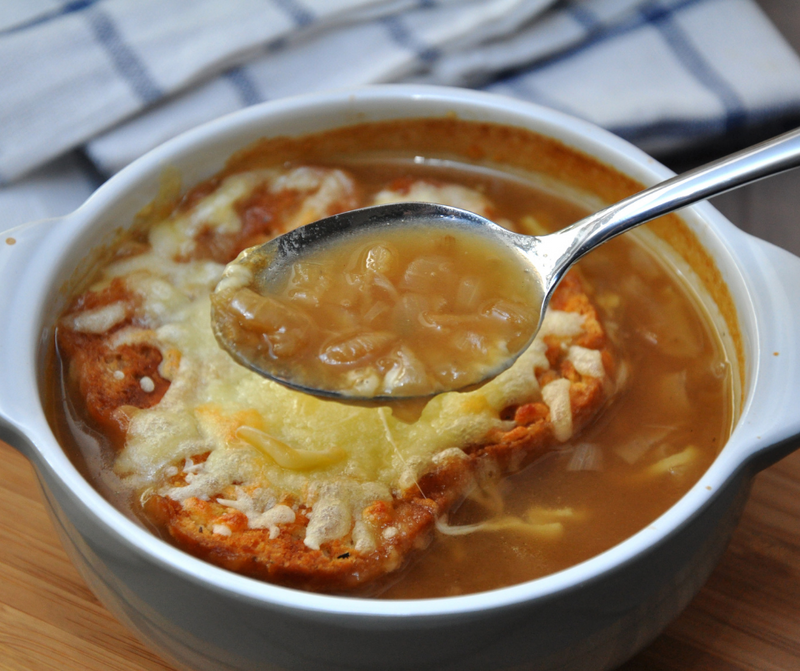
xmin=224 ymin=66 xmax=263 ymax=107
xmin=566 ymin=0 xmax=602 ymax=32
xmin=0 ymin=0 xmax=100 ymax=36
xmin=75 ymin=148 xmax=109 ymax=186
xmin=608 ymin=100 xmax=800 ymax=145
xmin=641 ymin=0 xmax=747 ymax=132
xmin=507 ymin=0 xmax=713 ymax=72
xmin=85 ymin=6 xmax=162 ymax=104
xmin=492 ymin=0 xmax=709 ymax=84
xmin=270 ymin=0 xmax=315 ymax=28
xmin=608 ymin=116 xmax=724 ymax=142
xmin=380 ymin=15 xmax=440 ymax=64
xmin=490 ymin=77 xmax=585 ymax=120
xmin=492 ymin=0 xmax=746 ymax=131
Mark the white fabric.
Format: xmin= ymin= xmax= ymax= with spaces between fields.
xmin=0 ymin=154 xmax=97 ymax=230
xmin=1 ymin=0 xmax=799 ymax=227
xmin=485 ymin=0 xmax=800 ymax=155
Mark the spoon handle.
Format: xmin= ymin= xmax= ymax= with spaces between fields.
xmin=540 ymin=126 xmax=800 ymax=290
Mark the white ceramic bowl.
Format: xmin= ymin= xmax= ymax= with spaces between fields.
xmin=2 ymin=85 xmax=800 ymax=671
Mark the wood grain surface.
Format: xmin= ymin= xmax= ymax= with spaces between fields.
xmin=1 ymin=439 xmax=799 ymax=671
xmin=3 ymin=219 xmax=800 ymax=667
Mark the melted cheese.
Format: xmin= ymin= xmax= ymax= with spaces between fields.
xmin=150 ymin=171 xmax=273 ymax=259
xmin=373 ymin=182 xmax=494 ymax=217
xmin=88 ymin=169 xmax=595 ymax=547
xmin=542 ymin=378 xmax=572 ymax=442
xmin=567 ymin=345 xmax=605 ymax=378
xmin=66 ymin=302 xmax=127 ymax=333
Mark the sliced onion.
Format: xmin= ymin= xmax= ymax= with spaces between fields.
xmin=435 ymin=517 xmax=485 ymax=536
xmin=289 ymin=261 xmax=328 ymax=289
xmin=268 ymin=327 xmax=309 ymax=357
xmin=229 ymin=288 xmax=311 ymax=334
xmin=381 ymin=346 xmax=431 ymax=394
xmin=286 ymin=287 xmax=321 ymax=308
xmin=481 ymin=298 xmax=530 ymax=327
xmin=455 ymin=276 xmax=483 ymax=311
xmin=433 ymin=233 xmax=457 ymax=255
xmin=436 ymin=515 xmax=564 ymax=539
xmin=399 ymin=255 xmax=454 ymax=294
xmin=426 ymin=313 xmax=485 ymax=330
xmin=566 ymin=443 xmax=603 ymax=472
xmin=362 ymin=300 xmax=390 ymax=325
xmin=320 ymin=331 xmax=397 ymax=366
xmin=614 ymin=425 xmax=672 ymax=464
xmin=452 ymin=331 xmax=488 ymax=355
xmin=656 ymin=370 xmax=691 ymax=415
xmin=392 ymin=293 xmax=433 ymax=335
xmin=369 ymin=270 xmax=400 ymax=301
xmin=646 ymin=445 xmax=699 ymax=476
xmin=364 ymin=244 xmax=398 ymax=275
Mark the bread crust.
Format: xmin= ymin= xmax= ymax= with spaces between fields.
xmin=56 ymin=172 xmax=615 ymax=595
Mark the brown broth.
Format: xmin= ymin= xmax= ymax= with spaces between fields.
xmin=211 ymin=225 xmax=540 ymax=398
xmin=381 ymin=231 xmax=729 ymax=598
xmin=328 ymin=160 xmax=729 ymax=597
xmin=47 ymin=153 xmax=732 ymax=598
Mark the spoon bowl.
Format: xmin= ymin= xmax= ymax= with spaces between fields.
xmin=211 ymin=201 xmax=545 ymax=400
xmin=212 ymin=125 xmax=800 ymax=400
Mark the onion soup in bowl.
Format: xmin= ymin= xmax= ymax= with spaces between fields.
xmin=49 ymin=118 xmax=733 ymax=598
xmin=2 ymin=86 xmax=798 ymax=671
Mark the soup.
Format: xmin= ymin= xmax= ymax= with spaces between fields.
xmin=46 ymin=120 xmax=733 ymax=598
xmin=211 ymin=223 xmax=541 ymax=398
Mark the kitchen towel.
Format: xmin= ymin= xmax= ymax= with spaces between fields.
xmin=1 ymin=0 xmax=799 ymax=223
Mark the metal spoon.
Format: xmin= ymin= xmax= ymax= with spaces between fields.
xmin=212 ymin=126 xmax=800 ymax=400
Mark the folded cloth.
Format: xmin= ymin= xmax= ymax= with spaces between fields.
xmin=483 ymin=0 xmax=800 ymax=155
xmin=1 ymin=0 xmax=799 ymax=195
xmin=0 ymin=0 xmax=558 ymax=181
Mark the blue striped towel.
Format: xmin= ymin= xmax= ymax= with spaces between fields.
xmin=1 ymin=0 xmax=800 ymax=226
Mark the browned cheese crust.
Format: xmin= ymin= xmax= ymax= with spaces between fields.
xmin=62 ymin=274 xmax=611 ymax=595
xmin=56 ymin=172 xmax=615 ymax=595
xmin=57 ymin=278 xmax=171 ymax=442
xmin=146 ymin=275 xmax=610 ymax=595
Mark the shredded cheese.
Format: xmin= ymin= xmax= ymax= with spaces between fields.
xmin=67 ymin=302 xmax=127 ymax=334
xmin=542 ymin=378 xmax=573 ymax=442
xmin=92 ymin=171 xmax=602 ymax=546
xmin=567 ymin=345 xmax=605 ymax=378
xmin=237 ymin=426 xmax=347 ymax=471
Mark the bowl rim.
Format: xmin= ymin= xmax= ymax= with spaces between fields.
xmin=23 ymin=83 xmax=769 ymax=619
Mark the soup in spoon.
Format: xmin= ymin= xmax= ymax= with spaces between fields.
xmin=211 ymin=222 xmax=541 ymax=398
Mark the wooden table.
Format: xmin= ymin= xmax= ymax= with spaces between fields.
xmin=2 ymin=241 xmax=800 ymax=668
xmin=3 ymin=1 xmax=800 ymax=668
xmin=1 ymin=435 xmax=799 ymax=671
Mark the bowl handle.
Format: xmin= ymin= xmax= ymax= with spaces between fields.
xmin=735 ymin=236 xmax=800 ymax=471
xmin=0 ymin=217 xmax=63 ymax=456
